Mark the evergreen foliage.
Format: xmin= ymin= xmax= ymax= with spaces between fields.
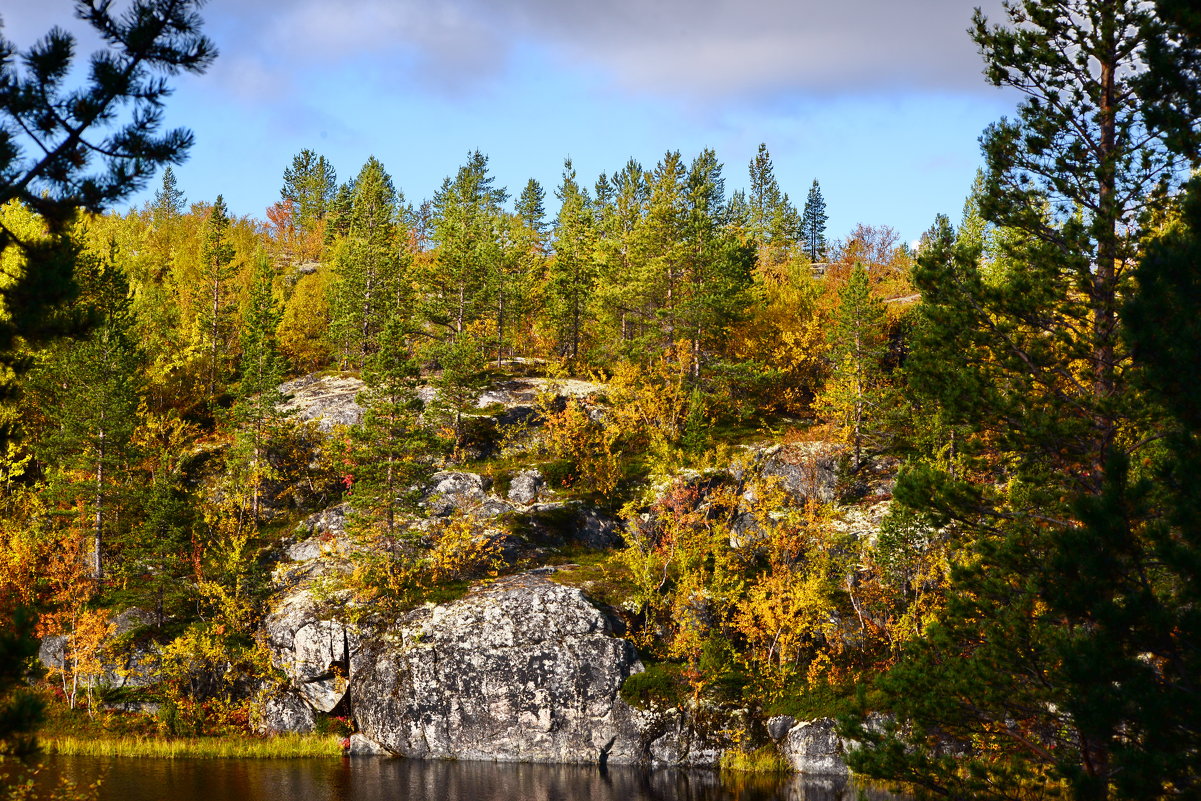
xmin=800 ymin=180 xmax=827 ymax=262
xmin=152 ymin=167 xmax=187 ymax=224
xmin=425 ymin=151 xmax=508 ymax=337
xmin=280 ymin=149 xmax=337 ymax=237
xmin=845 ymin=2 xmax=1201 ymax=798
xmin=548 ymin=159 xmax=595 ymax=360
xmin=196 ymin=195 xmax=237 ymax=403
xmin=328 ymin=157 xmax=406 ymax=367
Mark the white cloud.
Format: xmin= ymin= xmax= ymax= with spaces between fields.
xmin=227 ymin=0 xmax=1007 ymax=100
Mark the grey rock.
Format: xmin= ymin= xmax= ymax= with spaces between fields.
xmin=780 ymin=718 xmax=850 ymax=777
xmin=767 ymin=714 xmax=797 ymax=741
xmin=37 ymin=635 xmax=67 ymax=672
xmin=348 ymin=733 xmax=388 ymax=755
xmin=760 ymin=443 xmax=841 ymax=504
xmin=424 ymin=471 xmax=491 ymax=516
xmin=38 ymin=608 xmax=159 ymax=689
xmin=295 ymin=504 xmax=348 ymax=540
xmin=263 ymin=589 xmax=358 ymax=714
xmin=643 ymin=709 xmax=728 ymax=767
xmin=255 ymin=691 xmax=316 ymax=734
xmin=111 ymin=607 xmax=155 ymax=636
xmin=507 ymin=469 xmax=545 ymax=506
xmin=285 ymin=505 xmax=350 ymax=564
xmin=576 ymin=508 xmax=621 ymax=549
xmin=352 ymin=572 xmax=647 ymax=764
xmin=278 ymin=373 xmax=366 ymax=432
xmin=286 ymin=537 xmax=324 ymax=563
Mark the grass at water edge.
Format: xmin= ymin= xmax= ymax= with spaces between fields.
xmin=41 ymin=733 xmax=344 ymax=759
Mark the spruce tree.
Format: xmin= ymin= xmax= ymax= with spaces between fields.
xmin=746 ymin=143 xmax=799 ymax=266
xmin=152 ymin=167 xmax=187 ymax=223
xmin=800 ymin=179 xmax=828 ymax=262
xmin=515 ymin=178 xmax=547 ymax=239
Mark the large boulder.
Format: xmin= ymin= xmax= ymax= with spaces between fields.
xmin=772 ymin=716 xmax=852 ymax=777
xmin=424 ymin=472 xmax=512 ymax=518
xmin=254 ymin=690 xmax=316 ymax=734
xmin=262 ymin=588 xmax=359 ymax=714
xmin=351 ymin=572 xmax=647 ymax=764
xmin=507 ymin=469 xmax=546 ymax=506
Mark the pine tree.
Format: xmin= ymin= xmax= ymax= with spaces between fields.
xmin=592 ymin=159 xmax=649 ymax=348
xmin=152 ymin=167 xmax=187 ymax=224
xmin=328 ymin=157 xmax=405 ymax=367
xmin=34 ymin=253 xmax=142 ymax=582
xmin=428 ymin=330 xmax=488 ymax=451
xmin=350 ymin=314 xmax=427 ymax=536
xmin=846 ymin=2 xmax=1201 ymax=797
xmin=424 ymin=151 xmax=507 ymax=337
xmin=638 ymin=151 xmax=688 ymax=349
xmin=280 ymin=149 xmax=337 ymax=237
xmin=800 ymin=179 xmax=828 ymax=262
xmin=548 ymin=159 xmax=595 ymax=360
xmin=679 ymin=149 xmax=754 ymax=379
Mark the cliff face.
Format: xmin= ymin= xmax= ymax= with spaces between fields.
xmin=351 ymin=572 xmax=651 ymax=764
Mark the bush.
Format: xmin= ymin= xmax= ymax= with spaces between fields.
xmin=619 ymin=663 xmax=687 ymax=710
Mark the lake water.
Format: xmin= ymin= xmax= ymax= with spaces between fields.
xmin=38 ymin=755 xmax=911 ymax=801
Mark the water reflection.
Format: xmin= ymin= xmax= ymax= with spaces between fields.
xmin=42 ymin=755 xmax=908 ymax=801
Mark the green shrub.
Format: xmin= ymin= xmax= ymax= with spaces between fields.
xmin=619 ymin=663 xmax=686 ymax=710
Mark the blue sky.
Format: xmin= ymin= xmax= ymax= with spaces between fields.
xmin=6 ymin=0 xmax=1018 ymax=245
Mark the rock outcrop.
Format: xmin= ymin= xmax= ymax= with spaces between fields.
xmin=770 ymin=715 xmax=852 ymax=777
xmin=38 ymin=607 xmax=159 ymax=690
xmin=278 ymin=373 xmax=366 ymax=431
xmin=351 ymin=572 xmax=647 ymax=764
xmin=262 ymin=588 xmax=358 ymax=714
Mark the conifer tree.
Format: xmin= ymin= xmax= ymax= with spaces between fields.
xmin=679 ymin=149 xmax=753 ymax=378
xmin=425 ymin=151 xmax=507 ymax=337
xmin=34 ymin=252 xmax=142 ymax=581
xmin=152 ymin=167 xmax=187 ymax=224
xmin=328 ymin=157 xmax=405 ymax=366
xmin=233 ymin=252 xmax=285 ymax=520
xmin=428 ymin=330 xmax=488 ymax=450
xmin=638 ymin=151 xmax=689 ymax=348
xmin=350 ymin=314 xmax=428 ymax=536
xmin=548 ymin=159 xmax=595 ymax=360
xmin=746 ymin=143 xmax=799 ymax=266
xmin=846 ymin=2 xmax=1201 ymax=797
xmin=515 ymin=178 xmax=547 ymax=240
xmin=196 ymin=195 xmax=237 ymax=405
xmin=800 ymin=179 xmax=828 ymax=262
xmin=593 ymin=159 xmax=649 ymax=348
xmin=280 ymin=149 xmax=336 ymax=237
